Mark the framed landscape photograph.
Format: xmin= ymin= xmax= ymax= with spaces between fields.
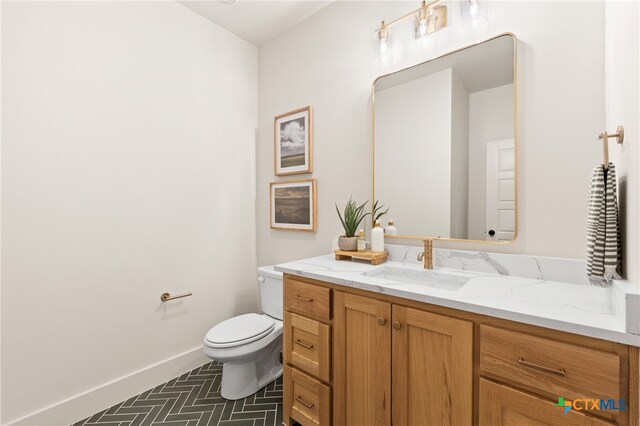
xmin=274 ymin=106 xmax=313 ymax=176
xmin=270 ymin=179 xmax=317 ymax=232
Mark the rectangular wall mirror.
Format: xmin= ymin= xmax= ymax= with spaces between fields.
xmin=373 ymin=33 xmax=517 ymax=243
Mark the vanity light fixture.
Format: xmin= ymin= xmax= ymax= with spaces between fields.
xmin=414 ymin=1 xmax=442 ymax=39
xmin=375 ymin=0 xmax=447 ymax=51
xmin=461 ymin=0 xmax=488 ymax=28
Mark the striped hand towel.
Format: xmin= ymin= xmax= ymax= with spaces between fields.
xmin=587 ymin=163 xmax=622 ymax=286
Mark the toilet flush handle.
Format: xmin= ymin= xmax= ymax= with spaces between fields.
xmin=257 ymin=275 xmax=265 ymax=283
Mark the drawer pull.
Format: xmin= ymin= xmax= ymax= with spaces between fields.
xmin=392 ymin=321 xmax=402 ymax=330
xmin=294 ymin=295 xmax=314 ymax=302
xmin=296 ymin=395 xmax=315 ymax=409
xmin=518 ymin=357 xmax=566 ymax=377
xmin=377 ymin=317 xmax=387 ymax=326
xmin=294 ymin=339 xmax=314 ymax=350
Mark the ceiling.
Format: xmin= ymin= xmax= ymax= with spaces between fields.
xmin=179 ymin=1 xmax=334 ymax=46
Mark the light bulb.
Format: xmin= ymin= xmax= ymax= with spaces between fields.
xmin=469 ymin=0 xmax=479 ymax=17
xmin=378 ymin=22 xmax=389 ymax=54
xmin=417 ymin=20 xmax=428 ymax=37
xmin=415 ymin=5 xmax=429 ymax=38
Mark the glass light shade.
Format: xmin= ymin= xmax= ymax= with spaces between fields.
xmin=414 ymin=7 xmax=429 ymax=39
xmin=378 ymin=25 xmax=389 ymax=54
xmin=380 ymin=39 xmax=388 ymax=54
xmin=415 ymin=19 xmax=428 ymax=38
xmin=460 ymin=0 xmax=488 ymax=28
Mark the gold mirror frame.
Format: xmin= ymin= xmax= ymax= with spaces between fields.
xmin=371 ymin=32 xmax=518 ymax=244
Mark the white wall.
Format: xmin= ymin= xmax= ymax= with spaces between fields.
xmin=0 ymin=2 xmax=3 ymax=423
xmin=257 ymin=1 xmax=606 ymax=266
xmin=605 ymin=0 xmax=639 ymax=283
xmin=375 ymin=69 xmax=452 ymax=237
xmin=450 ymin=70 xmax=470 ymax=239
xmin=468 ymin=83 xmax=514 ymax=239
xmin=1 ymin=2 xmax=258 ymax=424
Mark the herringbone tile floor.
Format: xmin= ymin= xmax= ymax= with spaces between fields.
xmin=73 ymin=361 xmax=283 ymax=426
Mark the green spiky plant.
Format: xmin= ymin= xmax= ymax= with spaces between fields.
xmin=373 ymin=200 xmax=389 ymax=223
xmin=336 ymin=198 xmax=370 ymax=238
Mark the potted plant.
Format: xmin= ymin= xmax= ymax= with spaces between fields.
xmin=336 ymin=198 xmax=370 ymax=251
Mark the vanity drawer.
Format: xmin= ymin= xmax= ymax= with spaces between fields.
xmin=284 ymin=278 xmax=331 ymax=322
xmin=480 ymin=325 xmax=621 ymax=401
xmin=284 ymin=312 xmax=331 ymax=383
xmin=479 ymin=379 xmax=612 ymax=426
xmin=284 ymin=366 xmax=331 ymax=426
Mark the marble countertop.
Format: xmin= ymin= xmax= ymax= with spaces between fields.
xmin=275 ymin=254 xmax=640 ymax=347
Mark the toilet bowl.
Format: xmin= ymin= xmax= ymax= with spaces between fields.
xmin=202 ymin=266 xmax=283 ymax=400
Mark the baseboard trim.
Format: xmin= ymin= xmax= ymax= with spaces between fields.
xmin=6 ymin=346 xmax=209 ymax=426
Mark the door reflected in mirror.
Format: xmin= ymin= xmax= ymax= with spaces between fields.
xmin=373 ymin=34 xmax=517 ymax=242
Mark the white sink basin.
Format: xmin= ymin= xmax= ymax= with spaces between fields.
xmin=363 ymin=266 xmax=473 ymax=291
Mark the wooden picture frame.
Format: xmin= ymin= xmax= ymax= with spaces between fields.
xmin=270 ymin=179 xmax=317 ymax=232
xmin=274 ymin=106 xmax=313 ymax=176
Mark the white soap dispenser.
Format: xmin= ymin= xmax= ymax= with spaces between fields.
xmin=371 ymin=220 xmax=385 ymax=253
xmin=385 ymin=219 xmax=397 ymax=236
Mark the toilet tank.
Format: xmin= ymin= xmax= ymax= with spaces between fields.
xmin=258 ymin=266 xmax=283 ymax=320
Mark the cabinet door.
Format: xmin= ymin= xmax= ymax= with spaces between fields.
xmin=479 ymin=379 xmax=611 ymax=426
xmin=334 ymin=291 xmax=391 ymax=426
xmin=392 ymin=305 xmax=473 ymax=426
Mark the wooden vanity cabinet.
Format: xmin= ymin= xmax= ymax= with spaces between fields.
xmin=282 ymin=274 xmax=639 ymax=426
xmin=331 ymin=292 xmax=473 ymax=426
xmin=283 ymin=275 xmax=473 ymax=426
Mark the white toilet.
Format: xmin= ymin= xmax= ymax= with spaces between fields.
xmin=202 ymin=266 xmax=283 ymax=400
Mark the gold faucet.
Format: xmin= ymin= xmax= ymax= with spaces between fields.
xmin=417 ymin=239 xmax=434 ymax=269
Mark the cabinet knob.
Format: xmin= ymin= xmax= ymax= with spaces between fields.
xmin=377 ymin=317 xmax=387 ymax=326
xmin=392 ymin=321 xmax=402 ymax=330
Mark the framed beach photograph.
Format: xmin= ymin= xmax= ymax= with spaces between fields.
xmin=270 ymin=179 xmax=317 ymax=232
xmin=274 ymin=106 xmax=313 ymax=176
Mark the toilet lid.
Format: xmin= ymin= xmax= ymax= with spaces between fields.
xmin=205 ymin=313 xmax=275 ymax=348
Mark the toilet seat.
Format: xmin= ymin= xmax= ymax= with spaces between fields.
xmin=205 ymin=313 xmax=275 ymax=349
